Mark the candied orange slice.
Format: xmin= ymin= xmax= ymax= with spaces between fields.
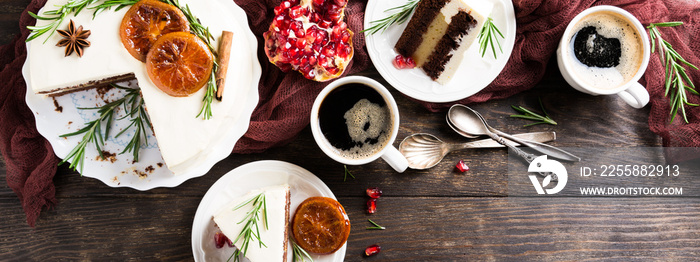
xmin=292 ymin=197 xmax=350 ymax=254
xmin=120 ymin=0 xmax=190 ymax=62
xmin=146 ymin=32 xmax=213 ymax=97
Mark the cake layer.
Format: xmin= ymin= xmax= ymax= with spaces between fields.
xmin=28 ymin=0 xmax=254 ymax=176
xmin=394 ymin=0 xmax=491 ymax=84
xmin=213 ymin=184 xmax=290 ymax=262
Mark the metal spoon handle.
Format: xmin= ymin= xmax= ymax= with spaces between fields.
xmin=486 ymin=132 xmax=558 ymax=181
xmin=453 ymin=131 xmax=556 ymax=150
xmin=490 ymin=128 xmax=581 ymax=162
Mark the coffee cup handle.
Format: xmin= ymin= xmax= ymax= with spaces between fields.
xmin=381 ymin=146 xmax=409 ymax=173
xmin=617 ymin=82 xmax=649 ymax=109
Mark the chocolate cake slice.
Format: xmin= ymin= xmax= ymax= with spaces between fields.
xmin=395 ymin=0 xmax=491 ymax=84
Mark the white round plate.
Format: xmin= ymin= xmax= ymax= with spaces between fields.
xmin=22 ymin=0 xmax=261 ymax=190
xmin=191 ymin=160 xmax=346 ymax=262
xmin=365 ymin=0 xmax=517 ymax=103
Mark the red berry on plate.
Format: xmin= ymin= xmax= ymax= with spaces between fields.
xmin=392 ymin=54 xmax=416 ymax=69
xmin=214 ymin=231 xmax=232 ymax=248
xmin=455 ymin=159 xmax=469 ymax=172
xmin=366 ymin=198 xmax=377 ymax=214
xmin=364 ymin=244 xmax=381 ymax=256
xmin=366 ymin=187 xmax=382 ymax=199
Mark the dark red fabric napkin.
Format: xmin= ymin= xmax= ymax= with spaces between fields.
xmin=2 ymin=0 xmax=699 ymax=227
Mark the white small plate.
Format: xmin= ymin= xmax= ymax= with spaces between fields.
xmin=22 ymin=0 xmax=261 ymax=190
xmin=364 ymin=0 xmax=516 ymax=103
xmin=191 ymin=160 xmax=346 ymax=262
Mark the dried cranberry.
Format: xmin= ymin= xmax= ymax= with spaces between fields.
xmin=366 ymin=187 xmax=382 ymax=199
xmin=364 ymin=244 xmax=381 ymax=256
xmin=455 ymin=159 xmax=470 ymax=172
xmin=366 ymin=198 xmax=377 ymax=214
xmin=214 ymin=231 xmax=232 ymax=249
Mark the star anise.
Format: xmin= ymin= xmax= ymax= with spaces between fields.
xmin=56 ymin=19 xmax=91 ymax=57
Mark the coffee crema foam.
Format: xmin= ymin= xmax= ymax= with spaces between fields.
xmin=337 ymin=99 xmax=392 ymax=160
xmin=567 ymin=11 xmax=644 ymax=90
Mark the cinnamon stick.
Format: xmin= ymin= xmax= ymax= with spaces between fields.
xmin=215 ymin=31 xmax=234 ymax=101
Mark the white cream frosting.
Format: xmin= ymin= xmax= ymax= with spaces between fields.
xmin=213 ymin=184 xmax=290 ymax=262
xmin=27 ymin=0 xmax=255 ymax=175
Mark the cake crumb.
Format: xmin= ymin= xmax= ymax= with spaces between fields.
xmin=157 ymin=163 xmax=163 ymax=168
xmin=145 ymin=165 xmax=155 ymax=173
xmin=134 ymin=169 xmax=148 ymax=179
xmin=96 ymin=85 xmax=115 ymax=101
xmin=96 ymin=151 xmax=117 ymax=163
xmin=52 ymin=97 xmax=63 ymax=113
xmin=112 ymin=176 xmax=120 ymax=185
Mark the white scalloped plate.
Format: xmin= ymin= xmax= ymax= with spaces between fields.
xmin=365 ymin=0 xmax=516 ymax=103
xmin=22 ymin=0 xmax=261 ymax=190
xmin=191 ymin=160 xmax=346 ymax=262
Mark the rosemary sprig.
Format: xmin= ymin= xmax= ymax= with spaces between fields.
xmin=343 ymin=165 xmax=356 ymax=182
xmin=91 ymin=0 xmax=139 ymax=17
xmin=163 ymin=0 xmax=219 ymax=120
xmin=478 ymin=17 xmax=504 ymax=59
xmin=228 ymin=192 xmax=268 ymax=262
xmin=510 ymin=99 xmax=557 ymax=127
xmin=26 ymin=0 xmax=101 ymax=43
xmin=361 ymin=0 xmax=419 ymax=36
xmin=366 ymin=219 xmax=386 ymax=230
xmin=114 ymin=88 xmax=151 ymax=162
xmin=58 ymin=85 xmax=147 ymax=172
xmin=290 ymin=237 xmax=314 ymax=262
xmin=647 ymin=22 xmax=699 ymax=123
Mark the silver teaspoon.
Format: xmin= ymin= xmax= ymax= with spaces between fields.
xmin=399 ymin=132 xmax=556 ymax=169
xmin=447 ymin=105 xmax=580 ymax=162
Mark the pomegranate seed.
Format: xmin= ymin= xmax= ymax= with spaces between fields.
xmin=320 ymin=20 xmax=332 ymax=28
xmin=334 ymin=0 xmax=347 ymax=6
xmin=337 ymin=21 xmax=347 ymax=31
xmin=295 ymin=38 xmax=307 ymax=49
xmin=366 ymin=198 xmax=377 ymax=214
xmin=281 ymin=1 xmax=291 ymax=9
xmin=327 ymin=67 xmax=339 ymax=75
xmin=289 ymin=5 xmax=303 ymax=18
xmin=274 ymin=6 xmax=284 ymax=15
xmin=309 ymin=13 xmax=320 ymax=23
xmin=364 ymin=244 xmax=381 ymax=256
xmin=322 ymin=46 xmax=335 ymax=58
xmin=305 ymin=69 xmax=316 ymax=79
xmin=366 ymin=187 xmax=382 ymax=198
xmin=340 ymin=31 xmax=350 ymax=43
xmin=405 ymin=57 xmax=416 ymax=68
xmin=392 ymin=55 xmax=406 ymax=69
xmin=313 ymin=0 xmax=324 ymax=5
xmin=214 ymin=232 xmax=232 ymax=248
xmin=455 ymin=159 xmax=469 ymax=172
xmin=392 ymin=55 xmax=415 ymax=69
xmin=277 ymin=62 xmax=292 ymax=72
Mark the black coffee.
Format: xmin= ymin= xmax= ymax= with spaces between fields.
xmin=573 ymin=26 xmax=621 ymax=68
xmin=566 ymin=11 xmax=644 ymax=89
xmin=318 ymin=83 xmax=393 ymax=160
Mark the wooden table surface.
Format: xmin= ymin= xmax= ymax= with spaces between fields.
xmin=3 ymin=1 xmax=700 ymax=261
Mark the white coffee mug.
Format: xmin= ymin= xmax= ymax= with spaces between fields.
xmin=557 ymin=5 xmax=650 ymax=108
xmin=310 ymin=76 xmax=409 ymax=173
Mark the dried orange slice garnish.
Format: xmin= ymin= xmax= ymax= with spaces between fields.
xmin=120 ymin=0 xmax=190 ymax=62
xmin=146 ymin=32 xmax=213 ymax=97
xmin=291 ymin=197 xmax=351 ymax=254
